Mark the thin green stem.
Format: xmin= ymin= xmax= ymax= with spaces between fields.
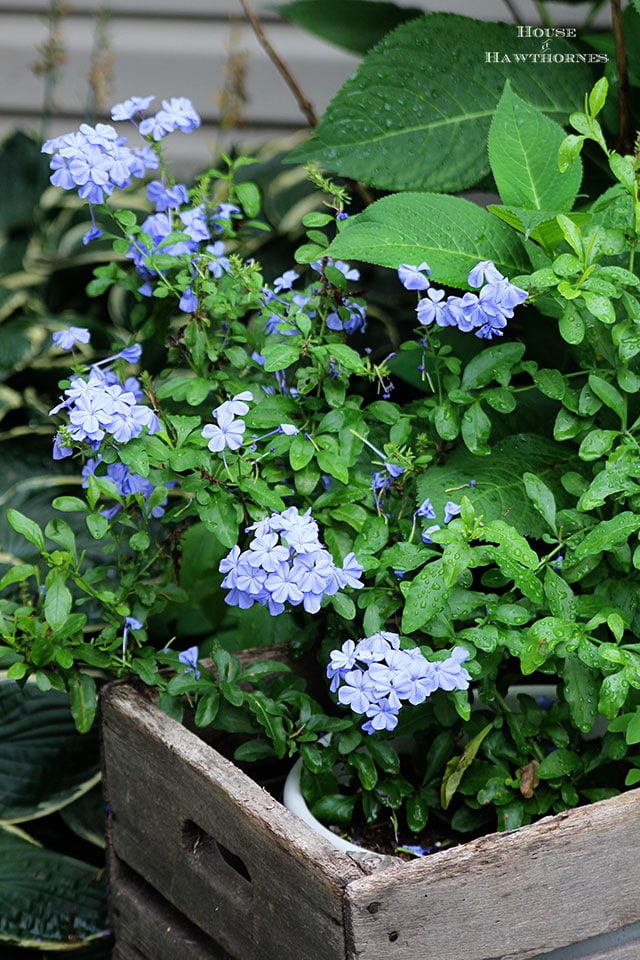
xmin=534 ymin=0 xmax=554 ymax=28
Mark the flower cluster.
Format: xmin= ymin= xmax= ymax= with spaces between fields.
xmin=400 ymin=260 xmax=528 ymax=340
xmin=415 ymin=496 xmax=462 ymax=543
xmin=50 ymin=346 xmax=160 ymax=454
xmin=328 ymin=632 xmax=471 ymax=733
xmin=219 ymin=507 xmax=364 ymax=615
xmin=261 ymin=257 xmax=366 ymax=337
xmin=49 ymin=329 xmax=167 ymax=514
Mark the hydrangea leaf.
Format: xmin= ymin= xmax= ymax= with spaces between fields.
xmin=326 ymin=193 xmax=529 ymax=286
xmin=416 ymin=434 xmax=573 ymax=540
xmin=288 ymin=13 xmax=593 ymax=192
xmin=489 ymin=82 xmax=583 ymax=211
xmin=274 ymin=0 xmax=423 ymax=55
xmin=0 ymin=824 xmax=108 ymax=948
xmin=0 ymin=678 xmax=100 ymax=824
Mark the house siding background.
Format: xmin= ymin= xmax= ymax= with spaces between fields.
xmin=0 ymin=0 xmax=615 ymax=178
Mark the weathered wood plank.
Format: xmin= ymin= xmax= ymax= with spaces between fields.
xmin=101 ymin=682 xmax=391 ymax=960
xmin=344 ymin=789 xmax=640 ymax=960
xmin=108 ymin=840 xmax=233 ymax=960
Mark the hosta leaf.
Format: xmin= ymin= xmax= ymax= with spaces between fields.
xmin=326 ymin=193 xmax=529 ymax=287
xmin=0 ymin=824 xmax=108 ymax=948
xmin=288 ymin=14 xmax=592 ymax=192
xmin=489 ymin=82 xmax=582 ymax=211
xmin=60 ymin=784 xmax=107 ymax=849
xmin=0 ymin=678 xmax=100 ymax=823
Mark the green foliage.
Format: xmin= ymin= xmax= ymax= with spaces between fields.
xmin=3 ymin=1 xmax=640 ymax=866
xmin=287 ymin=13 xmax=593 ymax=192
xmin=274 ymin=0 xmax=423 ymax=55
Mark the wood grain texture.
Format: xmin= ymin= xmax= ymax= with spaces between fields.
xmin=101 ymin=682 xmax=392 ymax=960
xmin=343 ymin=788 xmax=640 ymax=960
xmin=108 ymin=839 xmax=233 ymax=960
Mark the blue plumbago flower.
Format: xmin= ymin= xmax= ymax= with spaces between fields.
xmin=398 ymin=262 xmax=431 ymax=291
xmin=416 ymin=287 xmax=449 ymax=327
xmin=50 ymin=363 xmax=160 ymax=447
xmin=415 ymin=497 xmax=436 ymax=519
xmin=328 ymin=633 xmax=471 ymax=733
xmin=82 ymin=458 xmax=170 ymax=519
xmin=138 ymin=97 xmax=201 ymax=140
xmin=111 ymin=95 xmax=156 ymax=122
xmin=204 ymin=241 xmax=231 ymax=279
xmin=326 ymin=298 xmax=367 ymax=335
xmin=413 ymin=260 xmax=527 ymax=340
xmin=122 ymin=615 xmax=143 ymax=654
xmin=147 ymin=179 xmax=189 ymax=212
xmin=274 ymin=269 xmax=299 ymax=292
xmin=443 ymin=500 xmax=462 ymax=524
xmin=422 ymin=524 xmax=441 ymax=544
xmin=311 ymin=257 xmax=360 ymax=283
xmin=219 ymin=507 xmax=363 ymax=616
xmin=201 ymin=392 xmax=252 ymax=454
xmin=178 ymin=645 xmax=201 ymax=680
xmin=202 ymin=407 xmax=246 ymax=453
xmin=52 ymin=326 xmax=91 ymax=350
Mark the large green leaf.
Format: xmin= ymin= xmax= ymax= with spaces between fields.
xmin=0 ymin=824 xmax=108 ymax=949
xmin=326 ymin=193 xmax=530 ymax=286
xmin=488 ymin=82 xmax=582 ymax=211
xmin=60 ymin=784 xmax=107 ymax=850
xmin=274 ymin=0 xmax=423 ymax=55
xmin=0 ymin=678 xmax=100 ymax=823
xmin=288 ymin=13 xmax=594 ymax=191
xmin=416 ymin=434 xmax=574 ymax=539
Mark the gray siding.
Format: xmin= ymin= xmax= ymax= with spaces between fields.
xmin=0 ymin=0 xmax=615 ymax=178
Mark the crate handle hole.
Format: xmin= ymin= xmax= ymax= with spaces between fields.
xmin=182 ymin=819 xmax=252 ymax=891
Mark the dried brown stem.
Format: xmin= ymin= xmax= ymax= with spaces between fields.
xmin=238 ymin=0 xmax=318 ymax=128
xmin=610 ymin=0 xmax=632 ymax=154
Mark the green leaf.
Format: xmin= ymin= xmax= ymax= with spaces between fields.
xmin=198 ymin=494 xmax=240 ymax=548
xmin=0 ymin=824 xmax=108 ymax=948
xmin=401 ymin=559 xmax=449 ymax=632
xmin=522 ymin=472 xmax=557 ymax=533
xmin=537 ymin=748 xmax=579 ymax=779
xmin=7 ymin=509 xmax=45 ymax=552
xmin=441 ymin=722 xmax=493 ymax=809
xmin=326 ymin=193 xmax=529 ymax=286
xmin=461 ymin=342 xmax=525 ymax=390
xmin=43 ymin=569 xmax=72 ymax=633
xmin=68 ymin=672 xmax=97 ymax=734
xmin=574 ymin=512 xmax=640 ymax=561
xmin=288 ymin=13 xmax=593 ymax=192
xmin=274 ymin=0 xmax=423 ymax=55
xmin=0 ymin=678 xmax=100 ymax=822
xmin=562 ymin=654 xmax=600 ymax=733
xmin=416 ymin=434 xmax=571 ymax=540
xmin=261 ymin=341 xmax=301 ymax=372
xmin=461 ymin=402 xmax=491 ymax=455
xmin=489 ymin=82 xmax=582 ymax=211
xmin=558 ymin=303 xmax=585 ymax=344
xmin=588 ymin=374 xmax=626 ymax=421
xmin=60 ymin=784 xmax=107 ymax=850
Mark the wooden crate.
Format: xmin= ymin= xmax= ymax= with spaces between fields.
xmin=101 ymin=681 xmax=640 ymax=960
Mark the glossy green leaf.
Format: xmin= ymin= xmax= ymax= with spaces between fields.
xmin=0 ymin=824 xmax=108 ymax=948
xmin=274 ymin=0 xmax=423 ymax=55
xmin=327 ymin=193 xmax=529 ymax=287
xmin=489 ymin=82 xmax=582 ymax=211
xmin=289 ymin=14 xmax=592 ymax=192
xmin=0 ymin=678 xmax=100 ymax=823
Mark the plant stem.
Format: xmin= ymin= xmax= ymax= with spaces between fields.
xmin=500 ymin=0 xmax=523 ymax=22
xmin=580 ymin=0 xmax=608 ymax=32
xmin=610 ymin=0 xmax=633 ymax=155
xmin=534 ymin=1 xmax=553 ymax=28
xmin=238 ymin=0 xmax=318 ymax=128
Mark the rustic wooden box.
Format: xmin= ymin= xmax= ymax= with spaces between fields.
xmin=101 ymin=680 xmax=640 ymax=960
